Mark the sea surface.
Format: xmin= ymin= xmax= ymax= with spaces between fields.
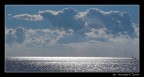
xmin=5 ymin=57 xmax=139 ymax=72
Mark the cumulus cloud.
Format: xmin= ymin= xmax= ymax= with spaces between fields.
xmin=85 ymin=28 xmax=112 ymax=39
xmin=39 ymin=8 xmax=135 ymax=37
xmin=6 ymin=7 xmax=139 ymax=57
xmin=15 ymin=27 xmax=26 ymax=44
xmin=7 ymin=7 xmax=139 ymax=43
xmin=132 ymin=23 xmax=139 ymax=37
xmin=39 ymin=7 xmax=85 ymax=31
xmin=5 ymin=26 xmax=139 ymax=57
xmin=83 ymin=8 xmax=134 ymax=37
xmin=10 ymin=8 xmax=136 ymax=37
xmin=5 ymin=27 xmax=26 ymax=44
xmin=5 ymin=27 xmax=15 ymax=35
xmin=13 ymin=14 xmax=43 ymax=21
xmin=39 ymin=10 xmax=62 ymax=16
xmin=5 ymin=28 xmax=15 ymax=45
xmin=5 ymin=27 xmax=75 ymax=47
xmin=24 ymin=29 xmax=67 ymax=46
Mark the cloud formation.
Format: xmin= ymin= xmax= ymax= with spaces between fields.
xmin=85 ymin=28 xmax=111 ymax=39
xmin=25 ymin=29 xmax=67 ymax=47
xmin=84 ymin=8 xmax=134 ymax=37
xmin=39 ymin=8 xmax=85 ymax=31
xmin=6 ymin=28 xmax=74 ymax=47
xmin=15 ymin=27 xmax=26 ymax=44
xmin=11 ymin=8 xmax=135 ymax=37
xmin=6 ymin=7 xmax=139 ymax=57
xmin=13 ymin=14 xmax=43 ymax=21
xmin=5 ymin=28 xmax=15 ymax=45
xmin=132 ymin=23 xmax=139 ymax=37
xmin=39 ymin=8 xmax=134 ymax=36
xmin=6 ymin=27 xmax=26 ymax=44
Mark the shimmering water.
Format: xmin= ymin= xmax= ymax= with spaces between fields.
xmin=5 ymin=57 xmax=139 ymax=72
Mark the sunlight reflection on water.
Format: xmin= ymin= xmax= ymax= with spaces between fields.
xmin=5 ymin=57 xmax=139 ymax=72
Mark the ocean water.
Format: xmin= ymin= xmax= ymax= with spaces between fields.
xmin=5 ymin=57 xmax=139 ymax=72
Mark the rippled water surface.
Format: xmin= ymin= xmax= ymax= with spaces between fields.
xmin=5 ymin=57 xmax=139 ymax=72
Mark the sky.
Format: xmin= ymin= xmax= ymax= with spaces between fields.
xmin=5 ymin=5 xmax=139 ymax=57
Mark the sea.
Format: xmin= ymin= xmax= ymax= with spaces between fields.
xmin=5 ymin=57 xmax=139 ymax=72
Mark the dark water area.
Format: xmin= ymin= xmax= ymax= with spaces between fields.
xmin=5 ymin=57 xmax=139 ymax=72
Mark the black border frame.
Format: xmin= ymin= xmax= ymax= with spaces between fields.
xmin=1 ymin=0 xmax=143 ymax=77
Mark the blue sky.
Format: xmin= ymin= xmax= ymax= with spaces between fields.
xmin=6 ymin=5 xmax=139 ymax=23
xmin=5 ymin=5 xmax=139 ymax=57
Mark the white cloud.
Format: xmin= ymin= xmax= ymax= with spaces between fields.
xmin=10 ymin=8 xmax=135 ymax=37
xmin=85 ymin=28 xmax=112 ymax=39
xmin=5 ymin=35 xmax=139 ymax=57
xmin=5 ymin=28 xmax=15 ymax=45
xmin=5 ymin=27 xmax=26 ymax=44
xmin=8 ymin=14 xmax=12 ymax=16
xmin=5 ymin=27 xmax=139 ymax=57
xmin=6 ymin=7 xmax=139 ymax=57
xmin=15 ymin=27 xmax=26 ymax=44
xmin=39 ymin=10 xmax=62 ymax=16
xmin=24 ymin=29 xmax=65 ymax=46
xmin=132 ymin=23 xmax=139 ymax=37
xmin=39 ymin=7 xmax=85 ymax=31
xmin=67 ymin=28 xmax=74 ymax=35
xmin=83 ymin=8 xmax=134 ymax=37
xmin=109 ymin=37 xmax=130 ymax=43
xmin=5 ymin=27 xmax=15 ymax=35
xmin=5 ymin=27 xmax=75 ymax=47
xmin=75 ymin=12 xmax=86 ymax=19
xmin=63 ymin=36 xmax=139 ymax=57
xmin=13 ymin=14 xmax=43 ymax=21
xmin=39 ymin=8 xmax=134 ymax=37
